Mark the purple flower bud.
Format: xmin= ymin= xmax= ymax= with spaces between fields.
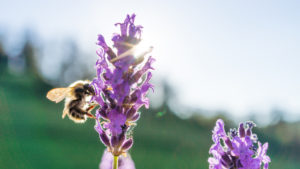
xmin=130 ymin=113 xmax=140 ymax=122
xmin=130 ymin=57 xmax=155 ymax=84
xmin=121 ymin=139 xmax=133 ymax=151
xmin=118 ymin=132 xmax=126 ymax=146
xmin=97 ymin=108 xmax=108 ymax=119
xmin=123 ymin=96 xmax=130 ymax=105
xmin=246 ymin=121 xmax=255 ymax=136
xmin=111 ymin=135 xmax=119 ymax=147
xmin=224 ymin=137 xmax=233 ymax=150
xmin=130 ymin=91 xmax=138 ymax=103
xmin=221 ymin=153 xmax=232 ymax=168
xmin=236 ymin=159 xmax=243 ymax=168
xmin=230 ymin=128 xmax=237 ymax=137
xmin=116 ymin=106 xmax=122 ymax=114
xmin=126 ymin=108 xmax=136 ymax=119
xmin=106 ymin=47 xmax=117 ymax=60
xmin=246 ymin=121 xmax=256 ymax=129
xmin=246 ymin=128 xmax=252 ymax=136
xmin=239 ymin=123 xmax=245 ymax=138
xmin=100 ymin=132 xmax=110 ymax=147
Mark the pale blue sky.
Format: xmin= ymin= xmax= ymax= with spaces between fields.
xmin=1 ymin=0 xmax=300 ymax=122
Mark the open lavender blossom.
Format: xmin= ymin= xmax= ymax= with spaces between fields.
xmin=208 ymin=119 xmax=271 ymax=169
xmin=91 ymin=14 xmax=155 ymax=157
xmin=99 ymin=149 xmax=135 ymax=169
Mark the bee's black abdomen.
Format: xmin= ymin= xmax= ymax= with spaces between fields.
xmin=69 ymin=108 xmax=85 ymax=120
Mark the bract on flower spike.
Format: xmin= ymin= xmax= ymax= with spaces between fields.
xmin=208 ymin=119 xmax=271 ymax=169
xmin=91 ymin=13 xmax=155 ymax=163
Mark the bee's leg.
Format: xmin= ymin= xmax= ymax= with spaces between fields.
xmin=86 ymin=105 xmax=96 ymax=112
xmin=86 ymin=112 xmax=96 ymax=119
xmin=84 ymin=105 xmax=96 ymax=119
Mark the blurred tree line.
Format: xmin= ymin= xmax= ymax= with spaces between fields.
xmin=0 ymin=31 xmax=98 ymax=95
xmin=0 ymin=41 xmax=8 ymax=75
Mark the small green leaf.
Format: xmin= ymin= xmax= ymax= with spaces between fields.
xmin=156 ymin=110 xmax=166 ymax=117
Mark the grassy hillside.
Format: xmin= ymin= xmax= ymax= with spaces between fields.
xmin=0 ymin=72 xmax=299 ymax=169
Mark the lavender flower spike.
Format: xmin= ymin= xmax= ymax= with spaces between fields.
xmin=91 ymin=13 xmax=155 ymax=158
xmin=208 ymin=119 xmax=271 ymax=169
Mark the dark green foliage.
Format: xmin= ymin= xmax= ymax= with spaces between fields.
xmin=0 ymin=42 xmax=8 ymax=75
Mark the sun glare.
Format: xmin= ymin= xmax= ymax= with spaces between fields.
xmin=132 ymin=39 xmax=153 ymax=57
xmin=110 ymin=39 xmax=153 ymax=63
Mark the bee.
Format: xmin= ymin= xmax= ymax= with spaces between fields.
xmin=46 ymin=80 xmax=97 ymax=123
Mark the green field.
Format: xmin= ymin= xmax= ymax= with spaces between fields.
xmin=0 ymin=72 xmax=300 ymax=169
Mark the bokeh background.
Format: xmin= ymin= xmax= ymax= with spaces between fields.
xmin=1 ymin=0 xmax=300 ymax=169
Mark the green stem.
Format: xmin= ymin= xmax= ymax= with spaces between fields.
xmin=113 ymin=156 xmax=118 ymax=169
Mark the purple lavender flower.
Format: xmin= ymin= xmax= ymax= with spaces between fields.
xmin=91 ymin=14 xmax=155 ymax=157
xmin=208 ymin=119 xmax=271 ymax=169
xmin=99 ymin=149 xmax=135 ymax=169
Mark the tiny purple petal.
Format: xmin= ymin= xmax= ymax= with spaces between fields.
xmin=100 ymin=132 xmax=110 ymax=147
xmin=257 ymin=142 xmax=271 ymax=168
xmin=97 ymin=35 xmax=109 ymax=51
xmin=212 ymin=119 xmax=226 ymax=143
xmin=126 ymin=108 xmax=137 ymax=119
xmin=239 ymin=123 xmax=246 ymax=138
xmin=130 ymin=113 xmax=140 ymax=122
xmin=121 ymin=139 xmax=133 ymax=151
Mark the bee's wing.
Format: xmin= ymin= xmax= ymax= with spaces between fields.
xmin=62 ymin=106 xmax=68 ymax=119
xmin=46 ymin=88 xmax=70 ymax=103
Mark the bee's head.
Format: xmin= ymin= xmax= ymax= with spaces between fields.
xmin=70 ymin=80 xmax=95 ymax=97
xmin=83 ymin=83 xmax=95 ymax=96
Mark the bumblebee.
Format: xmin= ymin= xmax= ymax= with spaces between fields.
xmin=46 ymin=80 xmax=96 ymax=123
